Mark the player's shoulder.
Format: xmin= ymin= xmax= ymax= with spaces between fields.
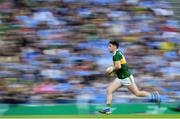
xmin=113 ymin=50 xmax=123 ymax=60
xmin=116 ymin=50 xmax=123 ymax=56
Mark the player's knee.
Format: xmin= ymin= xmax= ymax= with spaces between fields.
xmin=106 ymin=88 xmax=113 ymax=94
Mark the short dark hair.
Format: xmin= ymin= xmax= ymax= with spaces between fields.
xmin=109 ymin=40 xmax=119 ymax=48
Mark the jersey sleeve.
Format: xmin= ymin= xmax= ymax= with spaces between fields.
xmin=113 ymin=53 xmax=123 ymax=61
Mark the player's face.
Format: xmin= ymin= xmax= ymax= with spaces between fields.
xmin=108 ymin=43 xmax=116 ymax=53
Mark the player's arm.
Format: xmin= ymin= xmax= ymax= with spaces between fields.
xmin=106 ymin=52 xmax=122 ymax=74
xmin=112 ymin=53 xmax=122 ymax=71
xmin=113 ymin=60 xmax=121 ymax=71
xmin=106 ymin=61 xmax=121 ymax=74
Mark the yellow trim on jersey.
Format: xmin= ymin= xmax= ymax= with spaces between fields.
xmin=120 ymin=58 xmax=126 ymax=64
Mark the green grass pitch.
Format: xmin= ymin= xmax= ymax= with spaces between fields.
xmin=0 ymin=114 xmax=180 ymax=119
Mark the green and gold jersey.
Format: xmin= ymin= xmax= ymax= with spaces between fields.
xmin=113 ymin=50 xmax=131 ymax=79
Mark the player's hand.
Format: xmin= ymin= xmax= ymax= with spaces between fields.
xmin=105 ymin=66 xmax=114 ymax=74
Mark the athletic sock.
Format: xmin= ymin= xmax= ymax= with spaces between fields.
xmin=146 ymin=92 xmax=154 ymax=101
xmin=106 ymin=104 xmax=111 ymax=109
xmin=150 ymin=92 xmax=156 ymax=101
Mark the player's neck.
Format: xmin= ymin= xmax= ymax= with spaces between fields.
xmin=113 ymin=49 xmax=118 ymax=55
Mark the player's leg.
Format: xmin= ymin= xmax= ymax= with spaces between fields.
xmin=127 ymin=80 xmax=150 ymax=97
xmin=106 ymin=78 xmax=123 ymax=106
xmin=99 ymin=78 xmax=123 ymax=114
xmin=127 ymin=75 xmax=160 ymax=105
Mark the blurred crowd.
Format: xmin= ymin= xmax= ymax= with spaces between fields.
xmin=0 ymin=0 xmax=179 ymax=104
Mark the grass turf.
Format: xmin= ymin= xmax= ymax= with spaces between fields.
xmin=0 ymin=114 xmax=180 ymax=118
